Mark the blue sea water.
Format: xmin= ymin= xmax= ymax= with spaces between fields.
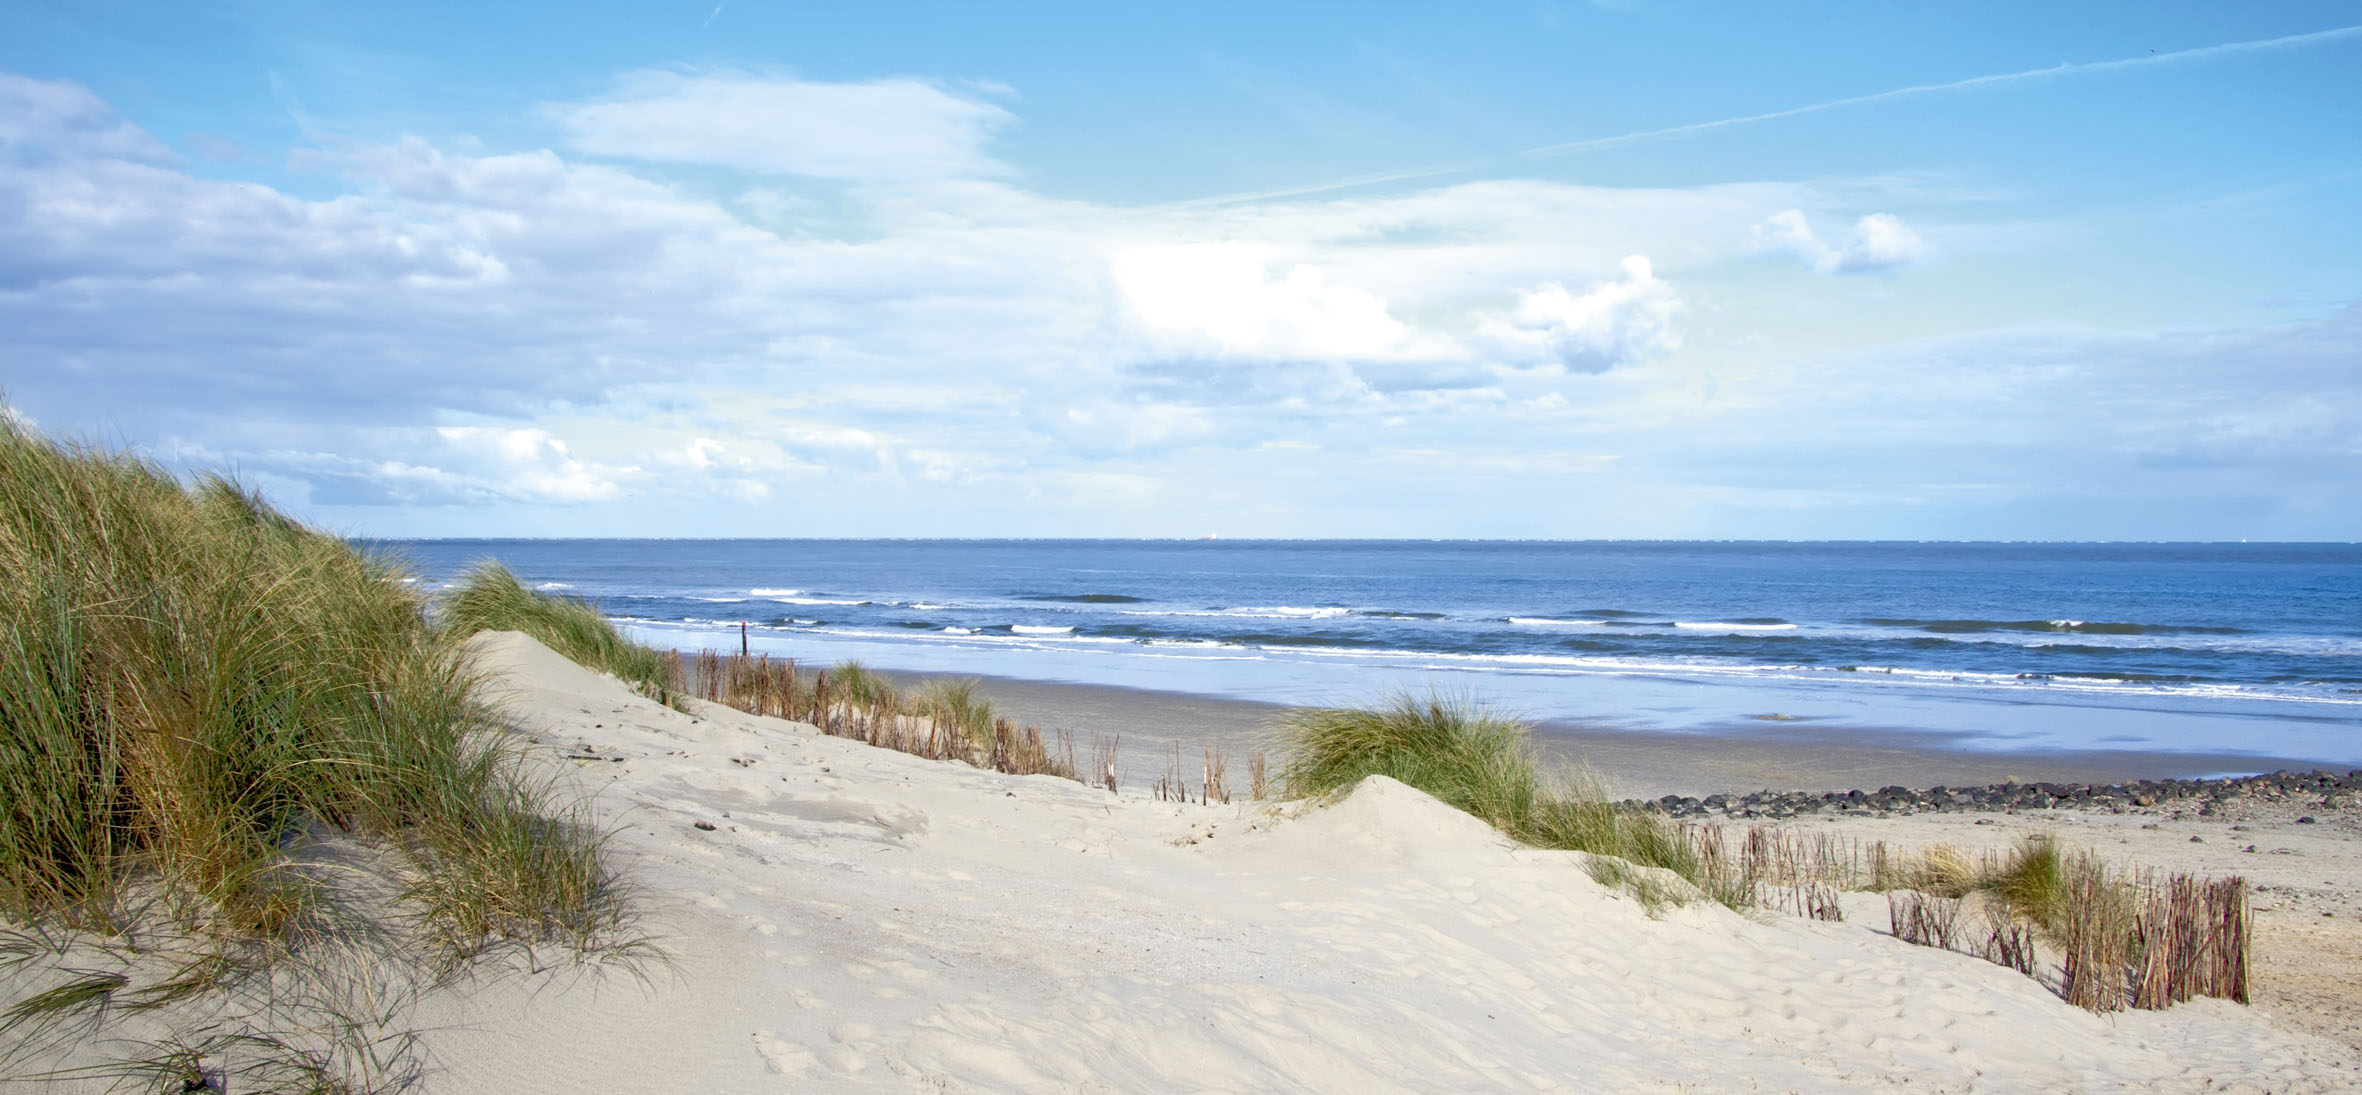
xmin=385 ymin=540 xmax=2362 ymax=766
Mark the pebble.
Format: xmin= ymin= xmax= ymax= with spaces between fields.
xmin=1625 ymin=768 xmax=2362 ymax=821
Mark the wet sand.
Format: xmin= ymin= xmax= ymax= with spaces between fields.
xmin=879 ymin=667 xmax=2351 ymax=800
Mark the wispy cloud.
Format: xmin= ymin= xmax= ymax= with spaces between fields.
xmin=551 ymin=70 xmax=1015 ymax=182
xmin=1177 ymin=23 xmax=2362 ymax=208
xmin=6 ymin=66 xmax=2354 ymax=537
xmin=1753 ymin=210 xmax=1926 ymax=275
xmin=1515 ymin=24 xmax=2362 ymax=161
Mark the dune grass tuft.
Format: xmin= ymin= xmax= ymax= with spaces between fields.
xmin=1982 ymin=833 xmax=2067 ymax=931
xmin=437 ymin=561 xmax=672 ymax=703
xmin=0 ymin=414 xmax=641 ymax=1088
xmin=915 ymin=677 xmax=995 ymax=750
xmin=1277 ymin=692 xmax=1541 ymax=831
xmin=0 ymin=413 xmax=624 ymax=949
xmin=1274 ymin=692 xmax=1714 ymax=905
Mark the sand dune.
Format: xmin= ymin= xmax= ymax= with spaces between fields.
xmin=380 ymin=631 xmax=2360 ymax=1092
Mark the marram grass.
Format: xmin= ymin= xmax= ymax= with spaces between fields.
xmin=1274 ymin=692 xmax=1711 ymax=905
xmin=438 ymin=560 xmax=673 ymax=703
xmin=0 ymin=414 xmax=619 ymax=957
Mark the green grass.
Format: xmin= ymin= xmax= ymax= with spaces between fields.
xmin=914 ymin=677 xmax=995 ymax=748
xmin=0 ymin=412 xmax=621 ymax=952
xmin=1981 ymin=833 xmax=2067 ymax=931
xmin=437 ymin=561 xmax=672 ymax=702
xmin=1277 ymin=693 xmax=1539 ymax=828
xmin=1274 ymin=692 xmax=1714 ymax=906
xmin=827 ymin=660 xmax=896 ymax=712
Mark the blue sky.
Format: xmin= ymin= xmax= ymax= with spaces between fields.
xmin=3 ymin=1 xmax=2358 ymax=539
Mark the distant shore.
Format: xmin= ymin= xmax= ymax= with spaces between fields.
xmin=866 ymin=664 xmax=2349 ymax=800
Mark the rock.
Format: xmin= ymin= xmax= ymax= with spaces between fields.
xmin=694 ymin=820 xmax=718 ymax=831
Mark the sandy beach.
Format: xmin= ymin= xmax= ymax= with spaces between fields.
xmin=410 ymin=634 xmax=2362 ymax=1090
xmin=13 ymin=632 xmax=2359 ymax=1091
xmin=920 ymin=669 xmax=2339 ymax=801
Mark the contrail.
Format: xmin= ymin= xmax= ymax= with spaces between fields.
xmin=1166 ymin=23 xmax=2362 ymax=209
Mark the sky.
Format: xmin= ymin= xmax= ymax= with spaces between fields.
xmin=2 ymin=1 xmax=2358 ymax=540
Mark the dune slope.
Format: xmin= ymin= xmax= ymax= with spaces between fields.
xmin=419 ymin=632 xmax=2358 ymax=1092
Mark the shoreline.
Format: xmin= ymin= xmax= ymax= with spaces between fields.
xmin=508 ymin=633 xmax=2362 ymax=1085
xmin=26 ymin=631 xmax=2353 ymax=1090
xmin=863 ymin=663 xmax=2353 ymax=800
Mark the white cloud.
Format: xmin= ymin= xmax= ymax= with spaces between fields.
xmin=1478 ymin=255 xmax=1682 ymax=373
xmin=432 ymin=427 xmax=634 ymax=502
xmin=1050 ymin=398 xmax=1219 ymax=455
xmin=1111 ymin=243 xmax=1426 ymax=361
xmin=0 ymin=73 xmax=175 ymax=163
xmin=23 ymin=71 xmax=2344 ymax=537
xmin=1753 ymin=209 xmax=1925 ymax=274
xmin=552 ymin=70 xmax=1014 ymax=182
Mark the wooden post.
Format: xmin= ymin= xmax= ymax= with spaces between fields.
xmin=740 ymin=620 xmax=749 ymax=657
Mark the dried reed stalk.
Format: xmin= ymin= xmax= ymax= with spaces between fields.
xmin=1204 ymin=747 xmax=1229 ymax=805
xmin=1889 ymin=891 xmax=1960 ymax=950
xmin=2060 ymin=855 xmax=2134 ymax=1012
xmin=1090 ymin=733 xmax=1119 ymax=793
xmin=1981 ymin=910 xmax=2038 ymax=976
xmin=1155 ymin=743 xmax=1190 ymax=804
xmin=2205 ymin=877 xmax=2251 ymax=1004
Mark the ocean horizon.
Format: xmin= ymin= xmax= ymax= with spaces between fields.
xmin=386 ymin=538 xmax=2362 ymax=770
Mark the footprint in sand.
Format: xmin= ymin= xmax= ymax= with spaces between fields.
xmin=826 ymin=1024 xmax=877 ymax=1075
xmin=751 ymin=1030 xmax=815 ymax=1076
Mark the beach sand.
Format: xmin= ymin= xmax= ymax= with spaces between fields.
xmin=412 ymin=633 xmax=2356 ymax=1091
xmin=12 ymin=633 xmax=2359 ymax=1091
xmin=946 ymin=670 xmax=2323 ymax=800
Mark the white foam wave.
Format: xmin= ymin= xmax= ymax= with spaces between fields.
xmin=771 ymin=596 xmax=870 ymax=606
xmin=1119 ymin=605 xmax=1352 ymax=621
xmin=535 ymin=581 xmax=574 ymax=591
xmin=1673 ymin=621 xmax=1798 ymax=632
xmin=750 ymin=587 xmax=801 ymax=597
xmin=1507 ymin=617 xmax=1605 ymax=628
xmin=607 ymin=617 xmax=2362 ymax=709
xmin=910 ymin=602 xmax=945 ymax=611
xmin=696 ymin=596 xmax=747 ymax=603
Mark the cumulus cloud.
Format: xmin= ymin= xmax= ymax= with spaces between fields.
xmin=431 ymin=427 xmax=635 ymax=503
xmin=33 ymin=70 xmax=2302 ymax=536
xmin=1478 ymin=255 xmax=1682 ymax=373
xmin=1753 ymin=209 xmax=1925 ymax=274
xmin=0 ymin=73 xmax=175 ymax=164
xmin=1110 ymin=243 xmax=1430 ymax=361
xmin=552 ymin=70 xmax=1014 ymax=182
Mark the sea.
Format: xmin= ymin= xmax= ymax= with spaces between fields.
xmin=384 ymin=540 xmax=2362 ymax=769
